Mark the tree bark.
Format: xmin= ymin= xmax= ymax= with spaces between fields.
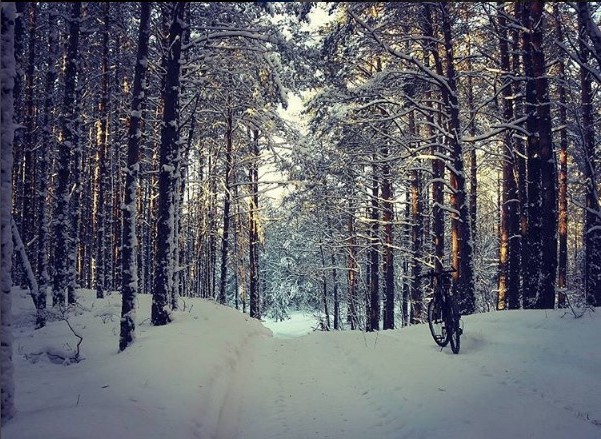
xmin=249 ymin=129 xmax=261 ymax=319
xmin=219 ymin=108 xmax=233 ymax=305
xmin=522 ymin=2 xmax=556 ymax=309
xmin=578 ymin=9 xmax=601 ymax=306
xmin=95 ymin=2 xmax=111 ymax=300
xmin=368 ymin=155 xmax=380 ymax=331
xmin=440 ymin=3 xmax=475 ymax=314
xmin=347 ymin=209 xmax=359 ymax=330
xmin=53 ymin=1 xmax=81 ymax=307
xmin=382 ymin=143 xmax=394 ymax=330
xmin=152 ymin=2 xmax=185 ymax=326
xmin=554 ymin=3 xmax=568 ymax=308
xmin=35 ymin=4 xmax=59 ymax=327
xmin=120 ymin=1 xmax=151 ymax=351
xmin=497 ymin=2 xmax=521 ymax=310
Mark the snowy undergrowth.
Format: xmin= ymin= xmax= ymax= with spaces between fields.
xmin=2 ymin=288 xmax=601 ymax=439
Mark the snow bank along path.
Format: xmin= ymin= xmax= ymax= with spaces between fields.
xmin=2 ymin=290 xmax=600 ymax=439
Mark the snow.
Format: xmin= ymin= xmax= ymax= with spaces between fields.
xmin=3 ymin=288 xmax=601 ymax=439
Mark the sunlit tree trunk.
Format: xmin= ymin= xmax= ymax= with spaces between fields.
xmin=554 ymin=3 xmax=568 ymax=308
xmin=578 ymin=7 xmax=601 ymax=306
xmin=497 ymin=2 xmax=521 ymax=310
xmin=440 ymin=3 xmax=475 ymax=313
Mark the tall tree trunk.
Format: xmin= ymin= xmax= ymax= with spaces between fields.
xmin=347 ymin=208 xmax=359 ymax=330
xmin=1 ymin=2 xmax=17 ymax=423
xmin=152 ymin=2 xmax=185 ymax=326
xmin=95 ymin=2 xmax=111 ymax=299
xmin=382 ymin=143 xmax=394 ymax=330
xmin=578 ymin=8 xmax=601 ymax=306
xmin=319 ymin=241 xmax=330 ymax=330
xmin=409 ymin=108 xmax=423 ymax=324
xmin=53 ymin=2 xmax=81 ymax=307
xmin=35 ymin=4 xmax=59 ymax=327
xmin=368 ymin=156 xmax=380 ymax=331
xmin=512 ymin=2 xmax=529 ymax=308
xmin=22 ymin=3 xmax=37 ymax=266
xmin=218 ymin=108 xmax=233 ymax=305
xmin=522 ymin=2 xmax=556 ymax=309
xmin=466 ymin=40 xmax=478 ymax=259
xmin=440 ymin=3 xmax=475 ymax=314
xmin=249 ymin=129 xmax=261 ymax=319
xmin=120 ymin=1 xmax=151 ymax=351
xmin=533 ymin=2 xmax=557 ymax=309
xmin=331 ymin=251 xmax=340 ymax=330
xmin=497 ymin=2 xmax=521 ymax=310
xmin=554 ymin=3 xmax=568 ymax=308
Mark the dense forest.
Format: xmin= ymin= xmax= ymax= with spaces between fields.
xmin=2 ymin=1 xmax=600 ymax=390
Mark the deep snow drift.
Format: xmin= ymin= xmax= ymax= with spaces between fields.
xmin=2 ymin=289 xmax=600 ymax=439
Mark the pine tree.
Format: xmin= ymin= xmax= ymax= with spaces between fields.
xmin=152 ymin=2 xmax=186 ymax=326
xmin=120 ymin=2 xmax=152 ymax=351
xmin=52 ymin=2 xmax=82 ymax=307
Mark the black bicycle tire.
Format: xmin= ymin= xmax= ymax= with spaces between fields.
xmin=448 ymin=299 xmax=461 ymax=354
xmin=428 ymin=297 xmax=449 ymax=347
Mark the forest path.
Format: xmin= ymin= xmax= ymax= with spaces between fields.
xmin=215 ymin=316 xmax=601 ymax=439
xmin=223 ymin=331 xmax=412 ymax=439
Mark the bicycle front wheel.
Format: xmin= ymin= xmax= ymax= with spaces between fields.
xmin=428 ymin=296 xmax=448 ymax=347
xmin=447 ymin=299 xmax=461 ymax=354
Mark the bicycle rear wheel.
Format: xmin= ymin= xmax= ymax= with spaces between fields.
xmin=447 ymin=298 xmax=461 ymax=354
xmin=428 ymin=296 xmax=448 ymax=347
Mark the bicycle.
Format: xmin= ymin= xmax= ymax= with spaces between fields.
xmin=419 ymin=268 xmax=462 ymax=354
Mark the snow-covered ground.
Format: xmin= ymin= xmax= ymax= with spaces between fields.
xmin=2 ymin=288 xmax=600 ymax=439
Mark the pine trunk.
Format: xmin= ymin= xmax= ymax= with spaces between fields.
xmin=347 ymin=209 xmax=358 ymax=330
xmin=497 ymin=2 xmax=521 ymax=310
xmin=152 ymin=2 xmax=185 ymax=326
xmin=532 ymin=2 xmax=557 ymax=309
xmin=382 ymin=145 xmax=394 ymax=330
xmin=369 ymin=157 xmax=380 ymax=331
xmin=120 ymin=1 xmax=151 ymax=351
xmin=219 ymin=109 xmax=233 ymax=305
xmin=555 ymin=3 xmax=568 ymax=307
xmin=35 ymin=5 xmax=59 ymax=327
xmin=53 ymin=2 xmax=81 ymax=307
xmin=95 ymin=2 xmax=111 ymax=299
xmin=249 ymin=129 xmax=261 ymax=319
xmin=441 ymin=3 xmax=475 ymax=314
xmin=578 ymin=8 xmax=601 ymax=306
